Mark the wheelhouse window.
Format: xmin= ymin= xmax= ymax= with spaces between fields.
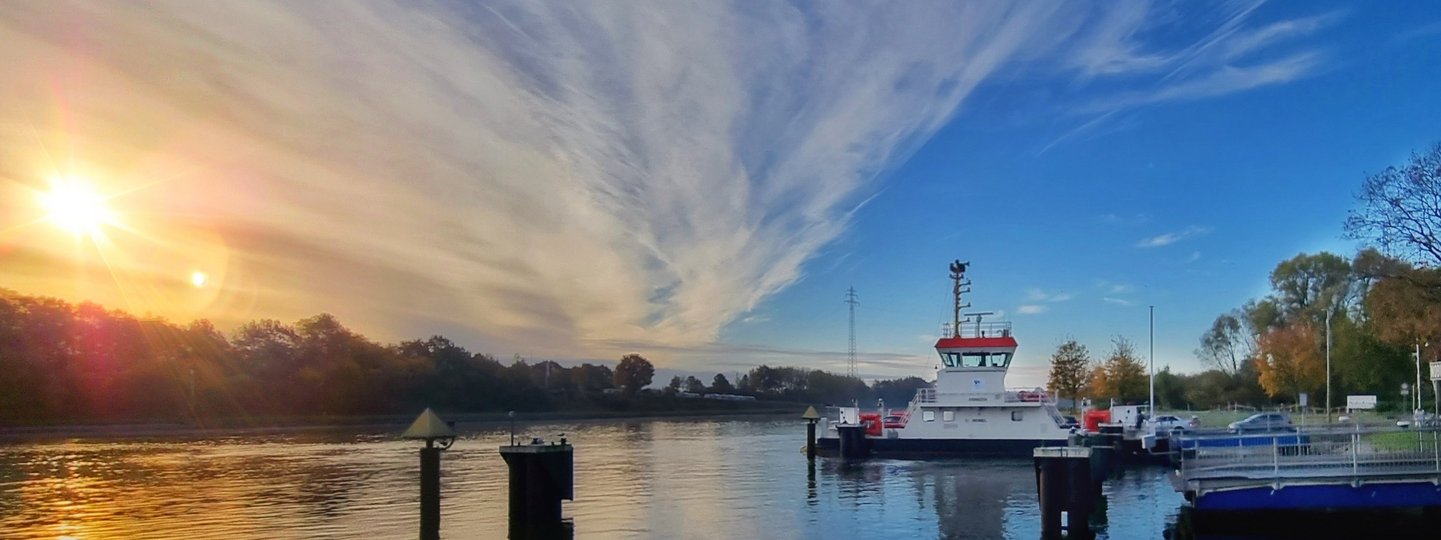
xmin=938 ymin=351 xmax=1013 ymax=368
xmin=923 ymin=410 xmax=936 ymax=422
xmin=942 ymin=410 xmax=954 ymax=422
xmin=1011 ymin=411 xmax=1023 ymax=422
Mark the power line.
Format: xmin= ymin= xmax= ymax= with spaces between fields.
xmin=845 ymin=287 xmax=859 ymax=379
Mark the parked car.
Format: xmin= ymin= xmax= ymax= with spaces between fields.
xmin=1150 ymin=414 xmax=1195 ymax=433
xmin=1227 ymin=412 xmax=1293 ymax=433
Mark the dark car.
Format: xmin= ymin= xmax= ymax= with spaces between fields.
xmin=1227 ymin=412 xmax=1293 ymax=433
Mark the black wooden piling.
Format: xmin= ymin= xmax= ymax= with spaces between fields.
xmin=1034 ymin=447 xmax=1102 ymax=539
xmin=837 ymin=424 xmax=868 ymax=460
xmin=803 ymin=406 xmax=820 ymax=460
xmin=419 ymin=446 xmax=441 ymax=540
xmin=807 ymin=422 xmax=817 ymax=460
xmin=500 ymin=441 xmax=574 ymax=533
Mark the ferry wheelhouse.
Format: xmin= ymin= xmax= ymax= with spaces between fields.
xmin=817 ymin=261 xmax=1072 ymax=457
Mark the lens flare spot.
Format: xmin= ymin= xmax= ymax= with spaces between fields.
xmin=191 ymin=271 xmax=209 ymax=288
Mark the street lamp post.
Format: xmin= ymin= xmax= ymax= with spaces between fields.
xmin=1325 ymin=309 xmax=1332 ymax=423
xmin=1149 ymin=305 xmax=1155 ymax=419
xmin=1417 ymin=343 xmax=1426 ymax=414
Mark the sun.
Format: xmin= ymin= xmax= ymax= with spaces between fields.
xmin=191 ymin=271 xmax=209 ymax=288
xmin=38 ymin=176 xmax=116 ymax=237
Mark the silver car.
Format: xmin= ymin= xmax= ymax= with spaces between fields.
xmin=1227 ymin=412 xmax=1292 ymax=433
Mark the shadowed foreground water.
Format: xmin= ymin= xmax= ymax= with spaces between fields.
xmin=0 ymin=417 xmax=1187 ymax=539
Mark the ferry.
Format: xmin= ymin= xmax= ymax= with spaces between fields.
xmin=817 ymin=260 xmax=1073 ymax=458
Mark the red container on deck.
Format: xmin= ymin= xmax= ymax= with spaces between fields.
xmin=1083 ymin=409 xmax=1111 ymax=433
xmin=859 ymin=412 xmax=883 ymax=436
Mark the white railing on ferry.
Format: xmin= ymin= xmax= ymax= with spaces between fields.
xmin=941 ymin=321 xmax=1013 ymax=339
xmin=915 ymin=388 xmax=937 ymax=403
xmin=1179 ymin=426 xmax=1441 ymax=481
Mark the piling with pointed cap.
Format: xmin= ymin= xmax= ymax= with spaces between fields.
xmin=802 ymin=406 xmax=821 ymax=460
xmin=402 ymin=408 xmax=455 ymax=540
xmin=402 ymin=408 xmax=456 ymax=447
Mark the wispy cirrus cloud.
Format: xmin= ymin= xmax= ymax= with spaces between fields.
xmin=1104 ymin=297 xmax=1135 ymax=307
xmin=1101 ymin=213 xmax=1149 ymax=225
xmin=1017 ymin=305 xmax=1049 ymax=315
xmin=1024 ymin=288 xmax=1076 ymax=303
xmin=0 ymin=1 xmax=1341 ymax=373
xmin=1047 ymin=2 xmax=1341 ymax=149
xmin=1136 ymin=226 xmax=1213 ymax=248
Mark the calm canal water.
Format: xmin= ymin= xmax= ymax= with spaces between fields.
xmin=0 ymin=416 xmax=1188 ymax=539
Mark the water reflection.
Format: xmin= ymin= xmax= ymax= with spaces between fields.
xmin=0 ymin=419 xmax=1192 ymax=539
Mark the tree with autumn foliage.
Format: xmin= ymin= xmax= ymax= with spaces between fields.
xmin=1089 ymin=337 xmax=1148 ymax=403
xmin=1254 ymin=323 xmax=1324 ymax=402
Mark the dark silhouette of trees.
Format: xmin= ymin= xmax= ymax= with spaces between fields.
xmin=1346 ymin=142 xmax=1441 ymax=267
xmin=736 ymin=365 xmax=868 ymax=404
xmin=709 ymin=373 xmax=734 ymax=393
xmin=570 ymin=363 xmax=615 ymax=393
xmin=1197 ymin=310 xmax=1253 ymax=374
xmin=684 ymin=376 xmax=705 ymax=393
xmin=1 ymin=288 xmax=1058 ymax=425
xmin=614 ymin=354 xmax=655 ymax=395
xmin=871 ymin=377 xmax=929 ymax=408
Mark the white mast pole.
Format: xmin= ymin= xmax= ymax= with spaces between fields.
xmin=1149 ymin=305 xmax=1155 ymax=419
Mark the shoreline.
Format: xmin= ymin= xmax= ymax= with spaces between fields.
xmin=0 ymin=406 xmax=805 ymax=443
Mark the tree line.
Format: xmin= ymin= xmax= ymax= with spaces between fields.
xmin=0 ymin=288 xmax=929 ymax=425
xmin=1046 ymin=142 xmax=1441 ymax=413
xmin=0 ymin=289 xmax=650 ymax=425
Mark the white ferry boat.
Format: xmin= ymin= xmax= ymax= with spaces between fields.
xmin=818 ymin=260 xmax=1072 ymax=457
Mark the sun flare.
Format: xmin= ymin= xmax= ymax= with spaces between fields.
xmin=191 ymin=271 xmax=208 ymax=288
xmin=38 ymin=177 xmax=116 ymax=237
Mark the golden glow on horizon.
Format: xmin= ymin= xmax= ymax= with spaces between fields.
xmin=191 ymin=271 xmax=209 ymax=288
xmin=38 ymin=176 xmax=116 ymax=238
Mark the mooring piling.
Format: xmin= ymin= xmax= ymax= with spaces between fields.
xmin=836 ymin=424 xmax=869 ymax=460
xmin=500 ymin=427 xmax=574 ymax=539
xmin=1034 ymin=446 xmax=1103 ymax=539
xmin=401 ymin=408 xmax=456 ymax=540
xmin=802 ymin=406 xmax=820 ymax=461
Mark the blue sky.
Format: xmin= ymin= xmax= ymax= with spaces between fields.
xmin=2 ymin=2 xmax=1440 ymax=387
xmin=718 ymin=1 xmax=1441 ymax=385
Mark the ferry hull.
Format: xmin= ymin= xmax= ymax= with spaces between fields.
xmin=1194 ymin=482 xmax=1441 ymax=511
xmin=816 ymin=436 xmax=1067 ymax=458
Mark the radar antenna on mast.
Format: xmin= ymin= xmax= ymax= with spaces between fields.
xmin=948 ymin=260 xmax=971 ymax=337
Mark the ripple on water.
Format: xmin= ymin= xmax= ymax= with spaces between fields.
xmin=0 ymin=419 xmax=1187 ymax=539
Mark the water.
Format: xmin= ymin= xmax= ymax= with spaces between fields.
xmin=0 ymin=417 xmax=1187 ymax=539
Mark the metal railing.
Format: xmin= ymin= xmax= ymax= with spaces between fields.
xmin=1179 ymin=426 xmax=1441 ymax=482
xmin=943 ymin=321 xmax=1012 ymax=339
xmin=911 ymin=387 xmax=1056 ymax=405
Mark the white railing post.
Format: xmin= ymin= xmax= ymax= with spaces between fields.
xmin=1433 ymin=429 xmax=1439 ymax=473
xmin=1273 ymin=435 xmax=1280 ymax=478
xmin=1352 ymin=424 xmax=1360 ymax=477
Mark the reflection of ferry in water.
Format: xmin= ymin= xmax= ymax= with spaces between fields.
xmin=817 ymin=261 xmax=1072 ymax=457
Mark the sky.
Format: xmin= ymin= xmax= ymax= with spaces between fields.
xmin=1 ymin=1 xmax=1439 ymax=387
